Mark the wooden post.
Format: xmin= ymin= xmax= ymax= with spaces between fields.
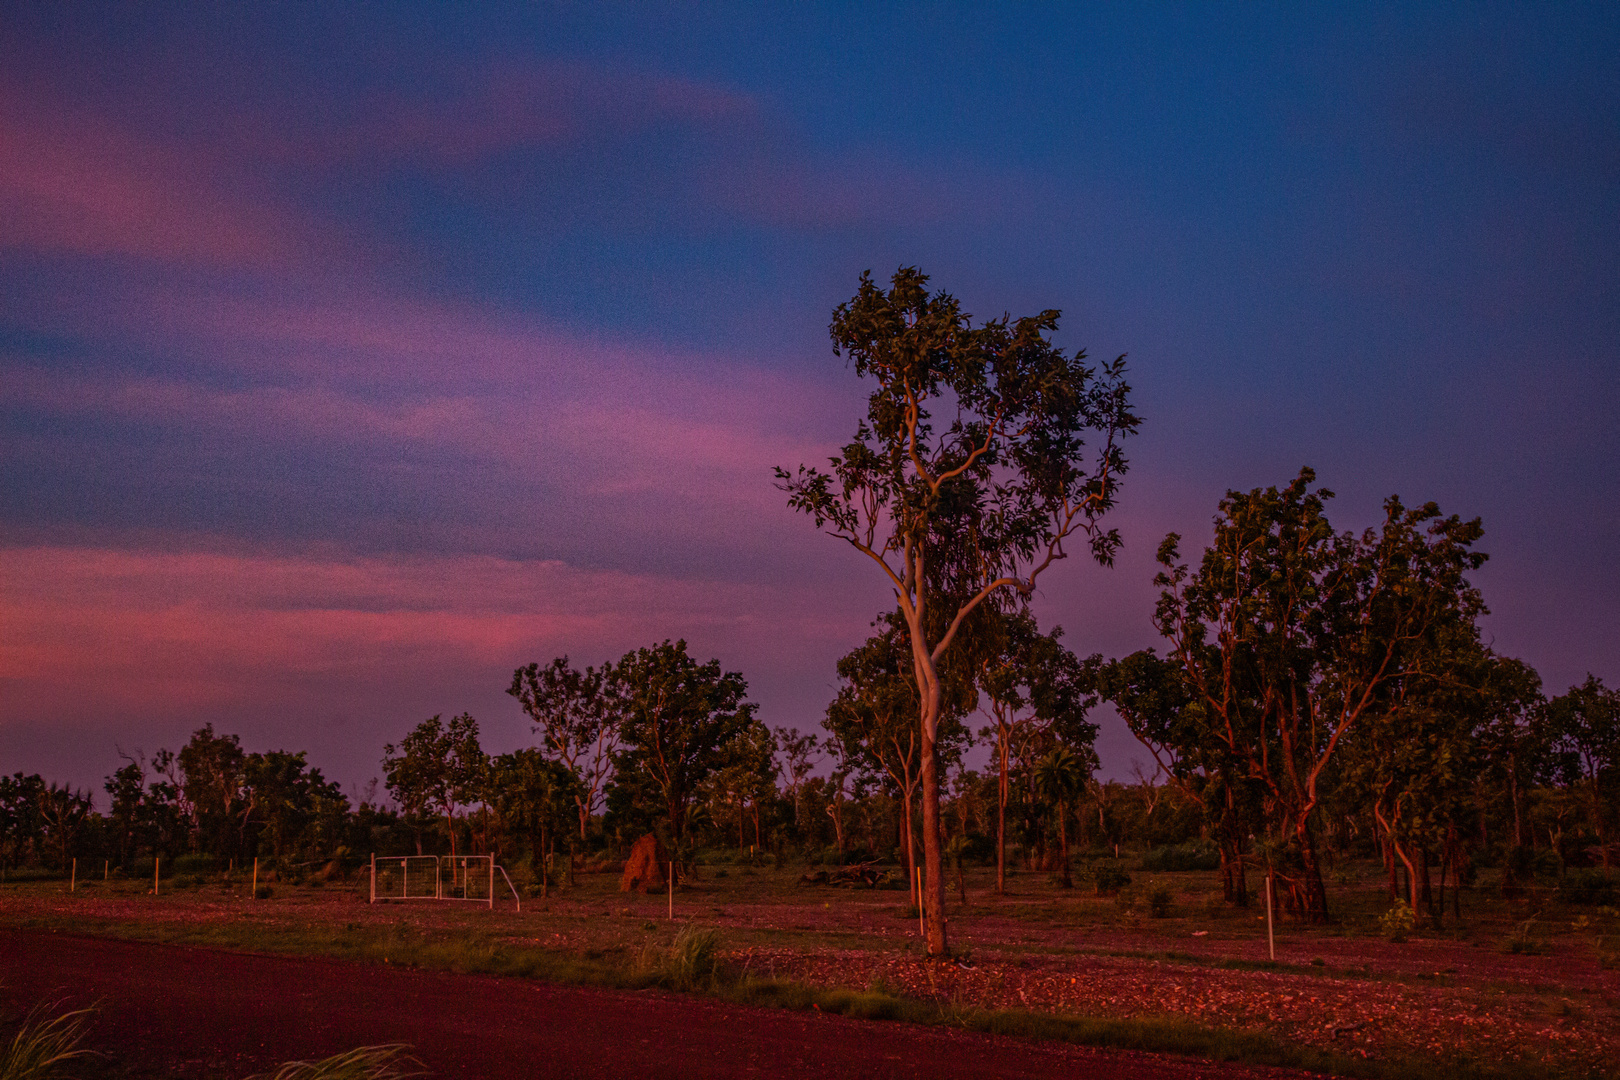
xmin=667 ymin=861 xmax=674 ymax=920
xmin=104 ymin=860 xmax=108 ymax=881
xmin=154 ymin=856 xmax=160 ymax=896
xmin=488 ymin=858 xmax=494 ymax=910
xmin=252 ymin=857 xmax=258 ymax=899
xmin=369 ymin=853 xmax=375 ymax=904
xmin=1265 ymin=872 xmax=1275 ymax=961
xmin=916 ymin=868 xmax=925 ymax=941
xmin=71 ymin=858 xmax=76 ymax=892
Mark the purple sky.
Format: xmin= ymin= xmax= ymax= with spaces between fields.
xmin=2 ymin=4 xmax=1616 ymax=801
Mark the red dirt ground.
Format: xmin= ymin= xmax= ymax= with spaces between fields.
xmin=0 ymin=929 xmax=1315 ymax=1080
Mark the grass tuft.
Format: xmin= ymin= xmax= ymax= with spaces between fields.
xmin=246 ymin=1044 xmax=425 ymax=1080
xmin=0 ymin=1001 xmax=96 ymax=1080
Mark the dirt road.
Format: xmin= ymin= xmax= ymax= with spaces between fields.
xmin=0 ymin=930 xmax=1307 ymax=1079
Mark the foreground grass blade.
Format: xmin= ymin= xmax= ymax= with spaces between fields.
xmin=247 ymin=1044 xmax=426 ymax=1080
xmin=0 ymin=1003 xmax=96 ymax=1080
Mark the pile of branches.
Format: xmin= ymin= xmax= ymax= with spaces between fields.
xmin=798 ymin=861 xmax=888 ymax=888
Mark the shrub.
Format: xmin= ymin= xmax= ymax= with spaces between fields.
xmin=1147 ymin=886 xmax=1174 ymax=918
xmin=255 ymin=886 xmax=274 ymax=900
xmin=1378 ymin=900 xmax=1414 ymax=942
xmin=1558 ymin=869 xmax=1619 ymax=906
xmin=173 ymin=853 xmax=218 ymax=875
xmin=1141 ymin=842 xmax=1220 ymax=873
xmin=1090 ymin=864 xmax=1131 ymax=896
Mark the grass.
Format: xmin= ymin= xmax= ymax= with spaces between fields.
xmin=4 ymin=859 xmax=1617 ymax=1080
xmin=0 ymin=1002 xmax=96 ymax=1080
xmin=246 ymin=1045 xmax=425 ymax=1080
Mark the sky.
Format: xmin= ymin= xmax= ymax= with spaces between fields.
xmin=2 ymin=3 xmax=1617 ymax=803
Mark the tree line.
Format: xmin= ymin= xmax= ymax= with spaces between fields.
xmin=2 ymin=269 xmax=1614 ymax=947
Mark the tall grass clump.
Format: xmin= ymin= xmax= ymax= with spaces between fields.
xmin=247 ymin=1045 xmax=424 ymax=1080
xmin=0 ymin=1002 xmax=96 ymax=1080
xmin=668 ymin=925 xmax=721 ymax=989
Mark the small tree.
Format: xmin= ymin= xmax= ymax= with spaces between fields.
xmin=778 ymin=267 xmax=1136 ymax=954
xmin=382 ymin=713 xmax=486 ymax=858
xmin=508 ymin=657 xmax=621 ymax=841
xmin=975 ymin=611 xmax=1095 ymax=893
xmin=177 ymin=724 xmax=246 ymax=859
xmin=610 ymin=640 xmax=757 ymax=843
xmin=776 ymin=727 xmax=821 ymax=830
xmin=1547 ymin=675 xmax=1620 ymax=867
xmin=824 ymin=622 xmax=971 ymax=903
xmin=1033 ymin=746 xmax=1090 ymax=888
xmin=488 ymin=749 xmax=581 ymax=891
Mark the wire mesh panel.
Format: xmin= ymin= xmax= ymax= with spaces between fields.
xmin=441 ymin=855 xmax=493 ymax=904
xmin=371 ymin=855 xmax=440 ymax=901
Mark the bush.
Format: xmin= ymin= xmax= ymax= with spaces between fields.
xmin=1558 ymin=869 xmax=1619 ymax=906
xmin=1147 ymin=885 xmax=1174 ymax=918
xmin=173 ymin=853 xmax=218 ymax=875
xmin=1089 ymin=863 xmax=1131 ymax=896
xmin=1141 ymin=842 xmax=1220 ymax=873
xmin=1378 ymin=900 xmax=1414 ymax=942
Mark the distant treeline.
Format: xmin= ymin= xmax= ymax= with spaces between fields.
xmin=3 ymin=625 xmax=1614 ymax=922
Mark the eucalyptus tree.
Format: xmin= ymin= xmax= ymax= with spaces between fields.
xmin=177 ymin=724 xmax=247 ymax=859
xmin=1546 ymin=675 xmax=1620 ymax=867
xmin=609 ymin=640 xmax=758 ymax=842
xmin=824 ymin=621 xmax=972 ymax=903
xmin=508 ymin=656 xmax=622 ymax=841
xmin=382 ymin=713 xmax=486 ymax=858
xmin=976 ymin=611 xmax=1097 ymax=893
xmin=1470 ymin=655 xmax=1548 ymax=849
xmin=776 ymin=727 xmax=821 ymax=829
xmin=1153 ymin=468 xmax=1486 ymax=922
xmin=1098 ymin=648 xmax=1261 ymax=905
xmin=778 ymin=267 xmax=1137 ymax=954
xmin=488 ymin=748 xmax=580 ymax=888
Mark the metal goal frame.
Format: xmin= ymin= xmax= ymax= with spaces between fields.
xmin=369 ymin=853 xmax=522 ymax=911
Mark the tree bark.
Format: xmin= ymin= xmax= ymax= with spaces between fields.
xmin=920 ymin=712 xmax=947 ymax=956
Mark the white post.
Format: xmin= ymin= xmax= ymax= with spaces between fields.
xmin=1265 ymin=872 xmax=1276 ymax=961
xmin=104 ymin=859 xmax=108 ymax=881
xmin=154 ymin=856 xmax=160 ymax=896
xmin=668 ymin=861 xmax=674 ymax=920
xmin=253 ymin=857 xmax=258 ymax=899
xmin=487 ymin=858 xmax=493 ymax=911
xmin=370 ymin=853 xmax=376 ymax=904
xmin=71 ymin=858 xmax=76 ymax=892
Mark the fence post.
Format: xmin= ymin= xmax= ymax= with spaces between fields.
xmin=1265 ymin=872 xmax=1276 ymax=961
xmin=370 ymin=853 xmax=376 ymax=904
xmin=488 ymin=858 xmax=493 ymax=910
xmin=154 ymin=856 xmax=160 ymax=896
xmin=252 ymin=857 xmax=258 ymax=899
xmin=71 ymin=858 xmax=76 ymax=892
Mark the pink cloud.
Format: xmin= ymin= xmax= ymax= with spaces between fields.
xmin=0 ymin=545 xmax=872 ymax=744
xmin=0 ymin=101 xmax=324 ymax=269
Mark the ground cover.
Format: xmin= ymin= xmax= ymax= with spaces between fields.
xmin=2 ymin=857 xmax=1615 ymax=1078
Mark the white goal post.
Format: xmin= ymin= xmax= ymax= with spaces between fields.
xmin=369 ymin=853 xmax=522 ymax=912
